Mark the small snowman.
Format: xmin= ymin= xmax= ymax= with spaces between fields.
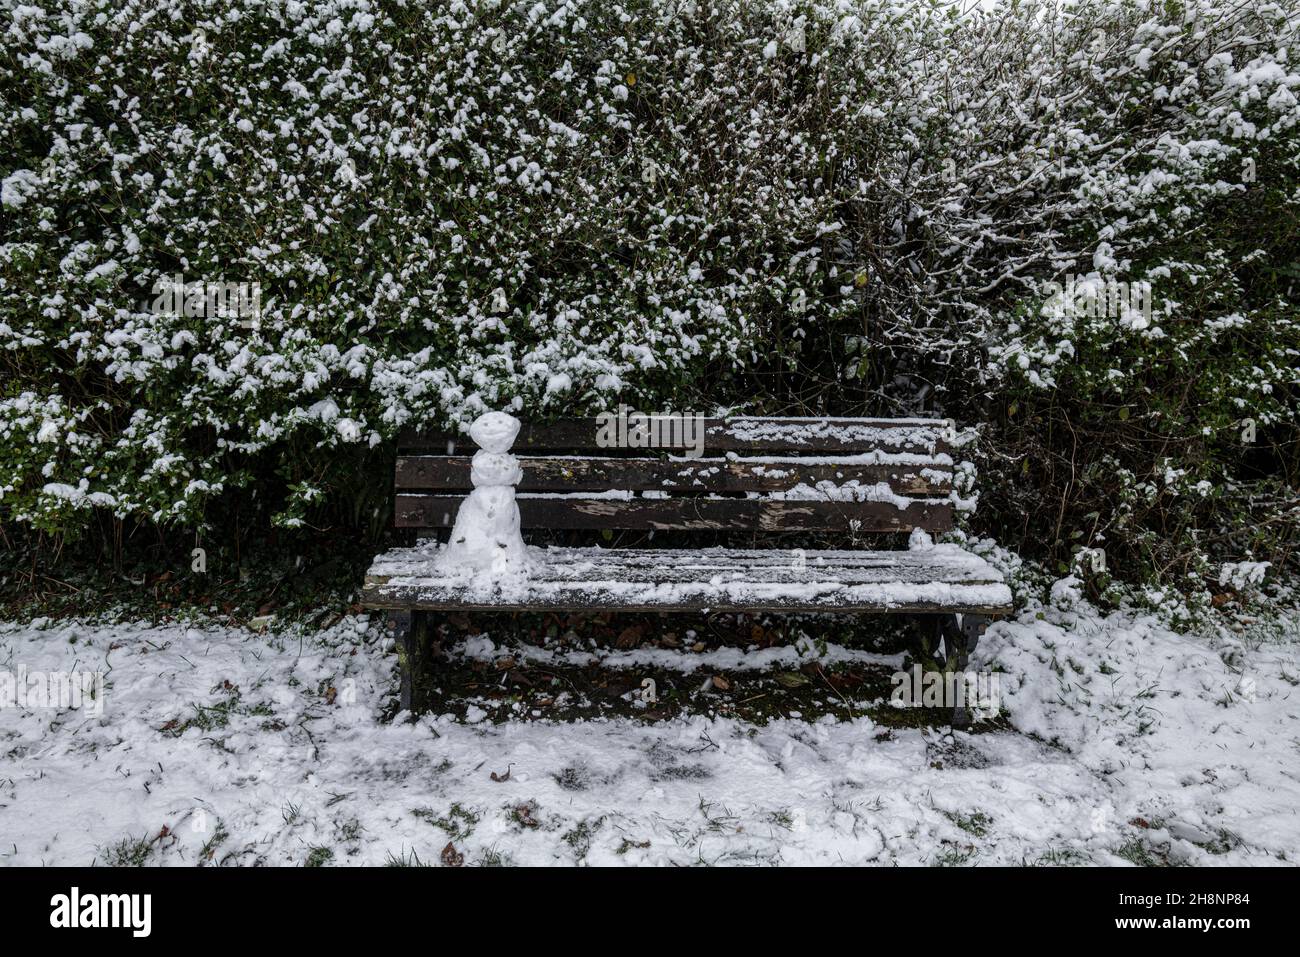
xmin=439 ymin=411 xmax=532 ymax=577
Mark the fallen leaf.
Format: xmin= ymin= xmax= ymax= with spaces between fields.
xmin=616 ymin=625 xmax=645 ymax=649
xmin=440 ymin=842 xmax=464 ymax=867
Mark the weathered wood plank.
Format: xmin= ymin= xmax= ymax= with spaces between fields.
xmin=362 ymin=544 xmax=1011 ymax=613
xmin=394 ymin=494 xmax=953 ymax=533
xmin=394 ymin=455 xmax=952 ymax=495
xmin=367 ymin=548 xmax=1003 ymax=587
xmin=376 ymin=545 xmax=995 ymax=572
xmin=362 ymin=585 xmax=1011 ymax=615
xmin=398 ymin=416 xmax=953 ymax=456
xmin=360 ymin=543 xmax=1011 ymax=614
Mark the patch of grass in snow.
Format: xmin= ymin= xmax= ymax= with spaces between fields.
xmin=615 ymin=837 xmax=652 ymax=856
xmin=553 ymin=765 xmax=592 ymax=791
xmin=1030 ymin=847 xmax=1092 ymax=866
xmin=336 ymin=817 xmax=364 ymax=844
xmin=1186 ymin=827 xmax=1242 ymax=856
xmin=694 ymin=845 xmax=784 ymax=867
xmin=159 ymin=680 xmax=276 ymax=739
xmin=697 ymin=797 xmax=742 ymax=834
xmin=507 ymin=801 xmax=545 ymax=831
xmin=475 ymin=846 xmax=515 ymax=867
xmin=1115 ymin=839 xmax=1168 ymax=867
xmin=99 ymin=833 xmax=155 ymax=867
xmin=765 ymin=809 xmax=795 ymax=829
xmin=160 ymin=698 xmax=238 ymax=737
xmin=943 ymin=810 xmax=992 ymax=837
xmin=198 ymin=820 xmax=230 ymax=866
xmin=304 ymin=845 xmax=334 ymax=868
xmin=411 ymin=803 xmax=479 ymax=841
xmin=385 ymin=848 xmax=432 ymax=867
xmin=651 ymin=762 xmax=711 ymax=782
xmin=933 ymin=845 xmax=978 ymax=867
xmin=561 ymin=817 xmax=605 ymax=861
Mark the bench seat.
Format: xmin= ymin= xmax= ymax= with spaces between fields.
xmin=363 ymin=543 xmax=1012 ymax=614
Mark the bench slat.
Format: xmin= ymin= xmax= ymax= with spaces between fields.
xmin=394 ymin=455 xmax=952 ymax=496
xmin=394 ymin=494 xmax=953 ymax=533
xmin=399 ymin=417 xmax=953 ymax=456
xmin=362 ymin=544 xmax=1011 ymax=614
xmin=368 ymin=546 xmax=1002 ymax=585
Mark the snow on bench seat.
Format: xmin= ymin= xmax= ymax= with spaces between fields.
xmin=363 ymin=543 xmax=1013 ymax=614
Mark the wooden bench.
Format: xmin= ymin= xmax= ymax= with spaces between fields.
xmin=362 ymin=416 xmax=1013 ymax=723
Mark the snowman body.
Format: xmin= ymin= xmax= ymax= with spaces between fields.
xmin=439 ymin=412 xmax=532 ymax=576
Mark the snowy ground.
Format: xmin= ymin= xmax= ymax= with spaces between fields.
xmin=1 ymin=598 xmax=1297 ymax=867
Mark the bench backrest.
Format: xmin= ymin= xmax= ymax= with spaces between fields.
xmin=392 ymin=416 xmax=962 ymax=539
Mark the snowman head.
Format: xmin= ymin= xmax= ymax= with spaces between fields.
xmin=469 ymin=411 xmax=521 ymax=453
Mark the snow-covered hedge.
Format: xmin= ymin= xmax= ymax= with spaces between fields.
xmin=2 ymin=0 xmax=1297 ymax=597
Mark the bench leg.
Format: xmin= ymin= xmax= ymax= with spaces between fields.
xmin=946 ymin=614 xmax=991 ymax=728
xmin=910 ymin=614 xmax=991 ymax=728
xmin=396 ymin=610 xmax=438 ymax=714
